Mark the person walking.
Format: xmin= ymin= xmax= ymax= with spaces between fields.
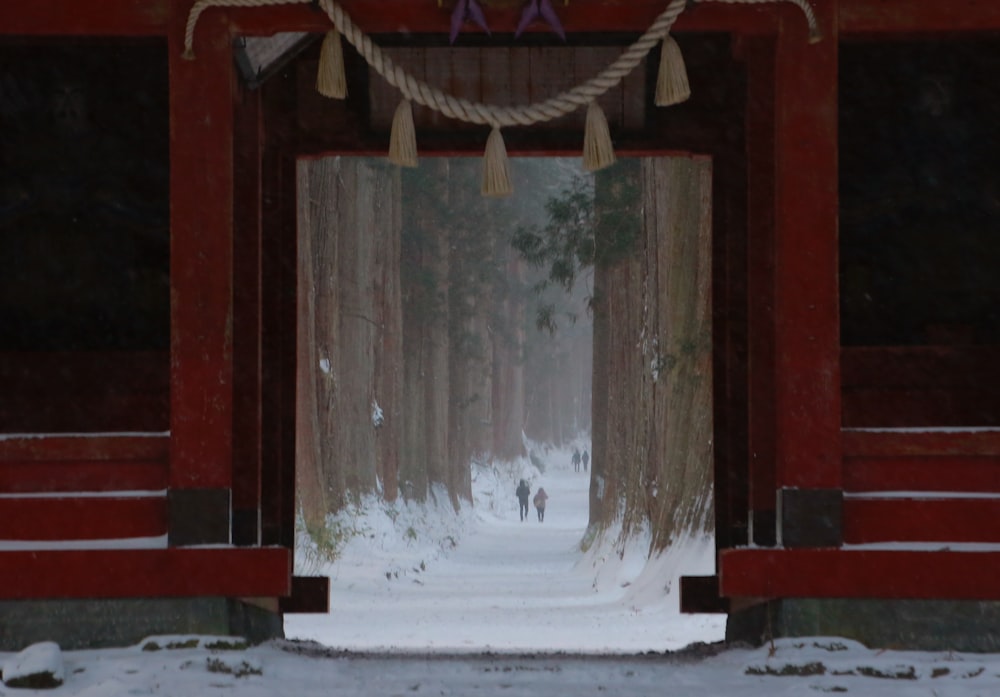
xmin=533 ymin=487 xmax=548 ymax=522
xmin=581 ymin=449 xmax=589 ymax=472
xmin=572 ymin=448 xmax=581 ymax=472
xmin=516 ymin=479 xmax=531 ymax=521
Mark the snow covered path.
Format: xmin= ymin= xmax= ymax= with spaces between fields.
xmin=285 ymin=451 xmax=725 ymax=653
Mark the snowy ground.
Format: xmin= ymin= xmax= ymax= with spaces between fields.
xmin=286 ymin=441 xmax=723 ymax=653
xmin=6 ymin=442 xmax=1000 ymax=694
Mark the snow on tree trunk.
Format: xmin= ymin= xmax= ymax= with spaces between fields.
xmin=588 ymin=157 xmax=713 ymax=552
xmin=644 ymin=157 xmax=714 ymax=548
xmin=295 ymin=163 xmax=329 ymax=531
xmin=297 ymin=157 xmax=402 ymax=511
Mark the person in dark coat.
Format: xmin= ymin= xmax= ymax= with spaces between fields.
xmin=516 ymin=479 xmax=531 ymax=521
xmin=581 ymin=449 xmax=589 ymax=472
xmin=533 ymin=487 xmax=548 ymax=522
xmin=572 ymin=448 xmax=581 ymax=472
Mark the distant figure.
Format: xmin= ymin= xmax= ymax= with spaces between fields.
xmin=533 ymin=487 xmax=548 ymax=522
xmin=572 ymin=448 xmax=581 ymax=472
xmin=516 ymin=479 xmax=531 ymax=522
xmin=581 ymin=449 xmax=589 ymax=472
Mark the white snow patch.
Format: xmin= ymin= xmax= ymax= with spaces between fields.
xmin=3 ymin=641 xmax=64 ymax=687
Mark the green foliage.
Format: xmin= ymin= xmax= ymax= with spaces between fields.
xmin=205 ymin=657 xmax=262 ymax=678
xmin=511 ymin=160 xmax=641 ymax=332
xmin=296 ymin=511 xmax=365 ymax=571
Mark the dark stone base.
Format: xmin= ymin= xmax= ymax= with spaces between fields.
xmin=0 ymin=597 xmax=283 ymax=651
xmin=727 ymin=598 xmax=1000 ymax=652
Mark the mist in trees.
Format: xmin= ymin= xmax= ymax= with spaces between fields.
xmin=296 ymin=154 xmax=714 ymax=557
xmin=296 ymin=156 xmax=591 ymax=527
xmin=514 ymin=158 xmax=715 ymax=553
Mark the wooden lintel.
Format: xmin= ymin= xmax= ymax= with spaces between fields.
xmin=839 ymin=0 xmax=1000 ymax=35
xmin=721 ymin=548 xmax=1000 ymax=600
xmin=0 ymin=548 xmax=290 ymax=599
xmin=226 ymin=1 xmax=780 ymax=37
xmin=6 ymin=0 xmax=1000 ymax=41
xmin=0 ymin=0 xmax=168 ymax=35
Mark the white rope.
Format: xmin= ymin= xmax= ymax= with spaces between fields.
xmin=184 ymin=0 xmax=819 ymax=127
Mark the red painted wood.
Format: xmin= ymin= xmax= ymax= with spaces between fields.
xmin=843 ymin=429 xmax=1000 ymax=458
xmin=0 ymin=351 xmax=169 ymax=433
xmin=0 ymin=0 xmax=168 ymax=35
xmin=0 ymin=434 xmax=168 ymax=463
xmin=0 ymin=496 xmax=166 ymax=541
xmin=843 ymin=496 xmax=1000 ymax=544
xmin=845 ymin=456 xmax=1000 ymax=494
xmin=839 ymin=0 xmax=1000 ymax=35
xmin=168 ymin=7 xmax=235 ymax=490
xmin=771 ymin=5 xmax=841 ymax=488
xmin=0 ymin=547 xmax=290 ymax=599
xmin=842 ymin=430 xmax=1000 ymax=493
xmin=227 ymin=1 xmax=779 ymax=37
xmin=842 ymin=346 xmax=1000 ymax=428
xmin=232 ymin=84 xmax=264 ymax=527
xmin=280 ymin=576 xmax=330 ymax=614
xmin=742 ymin=36 xmax=778 ymax=525
xmin=720 ymin=548 xmax=1000 ymax=600
xmin=0 ymin=435 xmax=168 ymax=493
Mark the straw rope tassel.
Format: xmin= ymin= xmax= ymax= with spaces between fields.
xmin=389 ymin=99 xmax=419 ymax=167
xmin=655 ymin=34 xmax=690 ymax=107
xmin=482 ymin=127 xmax=513 ymax=197
xmin=316 ymin=28 xmax=348 ymax=99
xmin=582 ymin=101 xmax=616 ymax=172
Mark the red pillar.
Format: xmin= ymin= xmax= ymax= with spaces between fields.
xmin=167 ymin=5 xmax=235 ymax=545
xmin=772 ymin=1 xmax=842 ymax=546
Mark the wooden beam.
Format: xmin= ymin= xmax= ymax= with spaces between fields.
xmin=0 ymin=548 xmax=290 ymax=599
xmin=771 ymin=3 xmax=841 ymax=489
xmin=844 ymin=455 xmax=1000 ymax=494
xmin=0 ymin=496 xmax=166 ymax=541
xmin=680 ymin=575 xmax=729 ymax=614
xmin=0 ymin=0 xmax=168 ymax=35
xmin=839 ymin=0 xmax=1000 ymax=35
xmin=280 ymin=576 xmax=330 ymax=613
xmin=721 ymin=548 xmax=1000 ymax=600
xmin=168 ymin=6 xmax=235 ymax=492
xmin=0 ymin=435 xmax=168 ymax=493
xmin=843 ymin=429 xmax=1000 ymax=458
xmin=226 ymin=1 xmax=780 ymax=37
xmin=844 ymin=496 xmax=1000 ymax=544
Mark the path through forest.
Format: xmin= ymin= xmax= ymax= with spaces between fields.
xmin=285 ymin=448 xmax=725 ymax=653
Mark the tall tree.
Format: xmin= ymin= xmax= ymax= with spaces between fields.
xmin=515 ymin=157 xmax=714 ymax=552
xmin=296 ymin=157 xmax=402 ymax=512
xmin=400 ymin=160 xmax=451 ymax=502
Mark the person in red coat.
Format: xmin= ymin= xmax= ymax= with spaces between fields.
xmin=533 ymin=487 xmax=548 ymax=522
